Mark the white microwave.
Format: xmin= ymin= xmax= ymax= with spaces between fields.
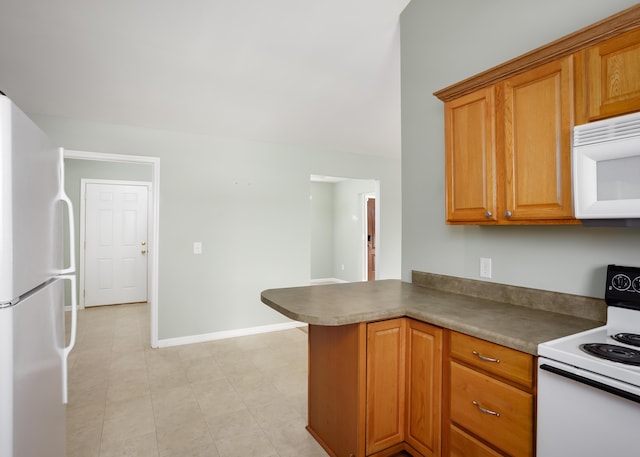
xmin=573 ymin=111 xmax=640 ymax=224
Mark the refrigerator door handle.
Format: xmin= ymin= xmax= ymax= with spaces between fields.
xmin=60 ymin=274 xmax=77 ymax=404
xmin=58 ymin=148 xmax=76 ymax=275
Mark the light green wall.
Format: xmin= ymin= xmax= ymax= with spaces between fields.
xmin=32 ymin=115 xmax=401 ymax=339
xmin=332 ymin=179 xmax=376 ymax=282
xmin=310 ymin=179 xmax=377 ymax=281
xmin=400 ymin=1 xmax=640 ymax=299
xmin=310 ymin=182 xmax=334 ymax=279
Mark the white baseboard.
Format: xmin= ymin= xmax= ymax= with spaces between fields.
xmin=64 ymin=304 xmax=86 ymax=312
xmin=157 ymin=320 xmax=308 ymax=348
xmin=310 ymin=277 xmax=347 ymax=285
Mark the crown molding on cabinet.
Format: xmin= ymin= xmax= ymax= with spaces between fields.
xmin=434 ymin=4 xmax=640 ymax=102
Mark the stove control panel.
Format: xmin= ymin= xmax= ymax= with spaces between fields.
xmin=606 ymin=264 xmax=640 ymax=309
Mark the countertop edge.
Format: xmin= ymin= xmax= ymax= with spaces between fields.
xmin=261 ymin=278 xmax=605 ymax=355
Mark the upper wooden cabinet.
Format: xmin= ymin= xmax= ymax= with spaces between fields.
xmin=578 ymin=28 xmax=640 ymax=123
xmin=444 ymin=87 xmax=496 ymax=223
xmin=436 ymin=4 xmax=640 ymax=225
xmin=502 ymin=56 xmax=574 ymax=222
xmin=444 ymin=56 xmax=574 ymax=224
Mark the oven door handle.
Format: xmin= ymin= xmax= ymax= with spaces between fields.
xmin=540 ymin=363 xmax=640 ymax=405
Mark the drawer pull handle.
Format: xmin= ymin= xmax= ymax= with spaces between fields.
xmin=472 ymin=350 xmax=500 ymax=363
xmin=472 ymin=400 xmax=500 ymax=417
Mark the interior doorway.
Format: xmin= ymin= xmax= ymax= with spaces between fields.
xmin=64 ymin=149 xmax=160 ymax=348
xmin=82 ymin=180 xmax=150 ymax=307
xmin=366 ymin=195 xmax=376 ymax=281
xmin=310 ymin=175 xmax=379 ymax=283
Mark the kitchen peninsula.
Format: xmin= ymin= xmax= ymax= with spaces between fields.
xmin=261 ymin=272 xmax=605 ymax=457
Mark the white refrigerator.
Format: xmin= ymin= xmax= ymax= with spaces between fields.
xmin=0 ymin=94 xmax=77 ymax=457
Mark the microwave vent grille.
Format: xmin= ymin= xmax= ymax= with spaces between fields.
xmin=574 ymin=111 xmax=640 ymax=147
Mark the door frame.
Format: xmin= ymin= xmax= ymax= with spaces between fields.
xmin=65 ymin=149 xmax=160 ymax=348
xmin=79 ymin=179 xmax=151 ymax=308
xmin=362 ymin=192 xmax=378 ymax=281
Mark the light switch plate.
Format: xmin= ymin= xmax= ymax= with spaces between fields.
xmin=193 ymin=242 xmax=202 ymax=254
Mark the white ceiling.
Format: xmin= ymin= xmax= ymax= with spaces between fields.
xmin=0 ymin=0 xmax=409 ymax=158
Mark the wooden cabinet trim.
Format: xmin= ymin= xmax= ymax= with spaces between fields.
xmin=434 ymin=5 xmax=640 ymax=102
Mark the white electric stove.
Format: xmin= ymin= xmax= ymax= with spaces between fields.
xmin=537 ymin=265 xmax=640 ymax=456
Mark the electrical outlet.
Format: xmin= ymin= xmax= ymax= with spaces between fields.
xmin=480 ymin=257 xmax=492 ymax=278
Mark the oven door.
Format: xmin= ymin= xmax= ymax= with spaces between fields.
xmin=537 ymin=357 xmax=640 ymax=456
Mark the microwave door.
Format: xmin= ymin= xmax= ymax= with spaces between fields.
xmin=573 ymin=111 xmax=640 ymax=221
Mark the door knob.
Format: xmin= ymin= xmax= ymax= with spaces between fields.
xmin=141 ymin=250 xmax=147 ymax=254
xmin=141 ymin=241 xmax=146 ymax=246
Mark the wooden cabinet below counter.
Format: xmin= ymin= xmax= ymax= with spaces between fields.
xmin=307 ymin=318 xmax=443 ymax=457
xmin=444 ymin=331 xmax=536 ymax=457
xmin=306 ymin=320 xmax=537 ymax=457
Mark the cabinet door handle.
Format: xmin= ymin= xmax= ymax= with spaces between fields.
xmin=485 ymin=211 xmax=492 ymax=218
xmin=472 ymin=400 xmax=500 ymax=417
xmin=505 ymin=210 xmax=512 ymax=218
xmin=472 ymin=350 xmax=500 ymax=363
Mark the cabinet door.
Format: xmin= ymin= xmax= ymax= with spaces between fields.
xmin=444 ymin=86 xmax=497 ymax=223
xmin=503 ymin=56 xmax=574 ymax=221
xmin=366 ymin=318 xmax=406 ymax=455
xmin=405 ymin=320 xmax=442 ymax=457
xmin=585 ymin=28 xmax=640 ymax=121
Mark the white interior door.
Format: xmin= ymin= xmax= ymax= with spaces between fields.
xmin=83 ymin=181 xmax=149 ymax=307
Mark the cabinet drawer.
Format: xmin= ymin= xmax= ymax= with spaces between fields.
xmin=450 ymin=332 xmax=533 ymax=387
xmin=450 ymin=362 xmax=533 ymax=457
xmin=449 ymin=425 xmax=502 ymax=457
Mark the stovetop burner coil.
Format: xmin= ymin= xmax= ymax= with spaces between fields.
xmin=579 ymin=343 xmax=640 ymax=366
xmin=611 ymin=333 xmax=640 ymax=348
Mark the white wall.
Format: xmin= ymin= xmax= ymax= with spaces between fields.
xmin=33 ymin=115 xmax=401 ymax=340
xmin=400 ymin=1 xmax=640 ymax=299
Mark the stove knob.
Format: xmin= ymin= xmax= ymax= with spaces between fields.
xmin=612 ymin=273 xmax=631 ymax=291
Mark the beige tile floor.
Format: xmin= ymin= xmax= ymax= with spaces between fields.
xmin=66 ymin=302 xmax=328 ymax=457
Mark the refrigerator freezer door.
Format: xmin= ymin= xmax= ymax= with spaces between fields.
xmin=0 ymin=95 xmax=63 ymax=303
xmin=0 ymin=279 xmax=66 ymax=457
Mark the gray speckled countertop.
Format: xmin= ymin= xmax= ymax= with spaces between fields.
xmin=261 ymin=273 xmax=606 ymax=355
